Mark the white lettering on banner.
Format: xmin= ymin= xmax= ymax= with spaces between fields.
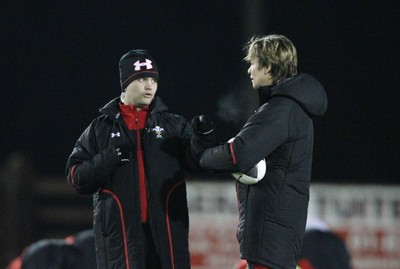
xmin=382 ymin=231 xmax=400 ymax=253
xmin=346 ymin=229 xmax=379 ymax=252
xmin=344 ymin=228 xmax=400 ymax=254
xmin=308 ymin=184 xmax=400 ymax=225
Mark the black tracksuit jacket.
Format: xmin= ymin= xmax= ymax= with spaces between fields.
xmin=200 ymin=73 xmax=328 ymax=269
xmin=66 ymin=96 xmax=213 ymax=269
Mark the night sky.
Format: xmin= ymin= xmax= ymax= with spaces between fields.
xmin=1 ymin=1 xmax=398 ymax=183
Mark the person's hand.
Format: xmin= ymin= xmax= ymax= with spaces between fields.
xmin=191 ymin=115 xmax=214 ymax=135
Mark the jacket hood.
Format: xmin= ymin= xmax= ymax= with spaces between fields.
xmin=259 ymin=73 xmax=328 ymax=116
xmin=98 ymin=96 xmax=168 ymax=119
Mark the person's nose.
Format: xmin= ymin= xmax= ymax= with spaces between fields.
xmin=247 ymin=66 xmax=251 ymax=74
xmin=144 ymin=80 xmax=154 ymax=90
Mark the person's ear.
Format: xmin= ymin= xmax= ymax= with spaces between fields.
xmin=263 ymin=65 xmax=271 ymax=75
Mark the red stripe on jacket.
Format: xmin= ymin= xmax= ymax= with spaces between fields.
xmin=103 ymin=189 xmax=130 ymax=268
xmin=165 ymin=180 xmax=184 ymax=269
xmin=229 ymin=141 xmax=237 ymax=165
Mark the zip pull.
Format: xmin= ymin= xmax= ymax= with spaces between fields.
xmin=135 ymin=111 xmax=139 ymax=125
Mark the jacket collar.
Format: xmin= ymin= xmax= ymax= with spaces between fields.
xmin=258 ymin=85 xmax=275 ymax=106
xmin=98 ymin=96 xmax=168 ymax=120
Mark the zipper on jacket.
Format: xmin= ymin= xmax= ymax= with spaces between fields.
xmin=135 ymin=111 xmax=149 ymax=223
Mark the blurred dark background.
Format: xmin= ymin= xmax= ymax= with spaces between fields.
xmin=1 ymin=0 xmax=399 ymax=183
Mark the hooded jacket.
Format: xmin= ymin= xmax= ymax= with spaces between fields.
xmin=66 ymin=96 xmax=214 ymax=269
xmin=200 ymin=73 xmax=327 ymax=269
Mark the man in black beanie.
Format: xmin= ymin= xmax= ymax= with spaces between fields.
xmin=66 ymin=49 xmax=215 ymax=269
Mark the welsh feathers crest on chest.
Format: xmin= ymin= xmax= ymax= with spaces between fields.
xmin=151 ymin=126 xmax=165 ymax=139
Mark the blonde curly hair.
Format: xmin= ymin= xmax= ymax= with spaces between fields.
xmin=244 ymin=34 xmax=298 ymax=84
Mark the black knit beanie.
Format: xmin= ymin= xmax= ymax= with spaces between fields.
xmin=119 ymin=49 xmax=159 ymax=91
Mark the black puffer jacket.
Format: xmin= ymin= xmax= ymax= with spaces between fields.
xmin=66 ymin=96 xmax=213 ymax=269
xmin=200 ymin=73 xmax=327 ymax=269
